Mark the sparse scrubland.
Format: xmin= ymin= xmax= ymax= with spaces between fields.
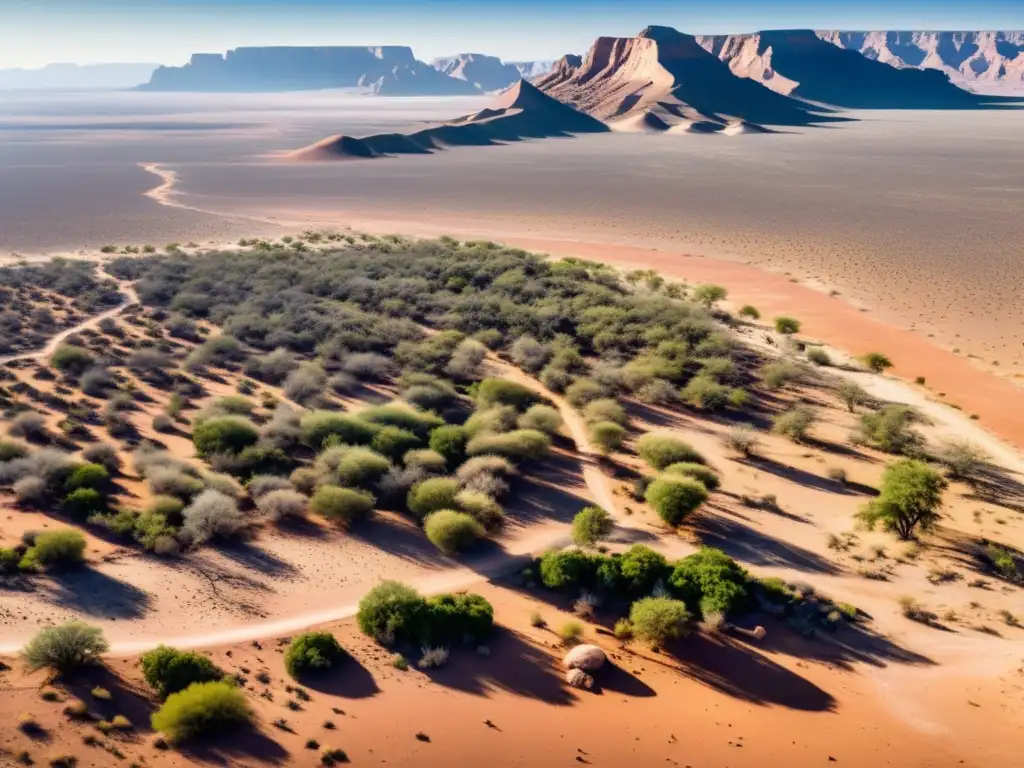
xmin=0 ymin=233 xmax=1022 ymax=766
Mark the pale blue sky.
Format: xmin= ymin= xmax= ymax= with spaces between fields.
xmin=5 ymin=0 xmax=1024 ymax=68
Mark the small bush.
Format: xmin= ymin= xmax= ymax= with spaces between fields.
xmin=370 ymin=426 xmax=421 ymax=462
xmin=51 ymin=345 xmax=95 ymax=376
xmin=738 ymin=305 xmax=760 ymax=320
xmin=141 ymin=646 xmax=224 ymax=698
xmin=403 ymin=449 xmax=447 ymax=474
xmin=463 ymin=405 xmax=517 ymax=437
xmin=247 ymin=474 xmax=293 ymax=499
xmin=806 ymin=347 xmax=831 ymax=366
xmin=359 ymin=403 xmax=444 ymax=440
xmin=538 ymin=548 xmax=599 ymax=590
xmin=455 ymin=489 xmax=504 ymax=530
xmin=20 ymin=530 xmax=86 ymax=570
xmin=180 ymin=490 xmax=244 ymax=546
xmin=860 ymin=352 xmax=893 ymax=373
xmin=150 ymin=680 xmax=252 ymax=744
xmin=407 ymin=477 xmax=460 ymax=519
xmin=63 ymin=488 xmax=106 ymax=520
xmin=65 ymin=463 xmax=108 ymax=491
xmin=423 ymin=592 xmax=494 ymax=645
xmin=571 ymin=506 xmax=614 ymax=548
xmin=356 ymin=581 xmax=427 ymax=645
xmin=283 ymin=362 xmax=327 ymax=406
xmin=81 ymin=443 xmax=121 ymax=474
xmin=681 ymin=375 xmax=730 ymax=411
xmin=935 ymin=439 xmax=989 ymax=481
xmin=192 ymin=416 xmax=259 ymax=458
xmin=774 ymin=316 xmax=801 ymax=335
xmin=772 ymin=406 xmax=816 ymax=442
xmin=588 ymin=421 xmax=626 ymax=455
xmin=517 ymin=404 xmax=563 ymax=434
xmin=759 ymin=360 xmax=803 ymax=390
xmin=565 ymin=379 xmax=608 ymax=408
xmin=510 ymin=335 xmax=552 ymax=373
xmin=23 ymin=622 xmax=108 ymax=673
xmin=418 ymin=646 xmax=449 ymax=669
xmin=664 ymin=462 xmax=720 ymax=490
xmin=645 ymin=476 xmax=708 ymax=526
xmin=284 ymin=632 xmax=348 ymax=680
xmin=256 ymin=489 xmax=308 ymax=520
xmin=301 ymin=411 xmax=379 ymax=450
xmin=529 ymin=611 xmax=546 ymax=628
xmin=148 ymin=468 xmax=204 ymax=500
xmin=0 ymin=439 xmax=29 ymax=462
xmin=636 ymin=434 xmax=704 ymax=470
xmin=629 ymin=597 xmax=691 ymax=647
xmin=669 ymin=548 xmax=750 ymax=617
xmin=558 ymin=620 xmax=584 ymax=646
xmin=466 ymin=430 xmax=550 ymax=462
xmin=424 ymin=510 xmax=485 ymax=555
xmin=319 ymin=445 xmax=392 ymax=489
xmin=310 ymin=486 xmax=375 ymax=525
xmin=857 ymin=459 xmax=945 ymax=540
xmin=837 ymin=380 xmax=868 ymax=412
xmin=9 ymin=411 xmax=49 ymax=441
xmin=858 ymin=405 xmax=922 ymax=454
xmin=428 ymin=425 xmax=468 ymax=467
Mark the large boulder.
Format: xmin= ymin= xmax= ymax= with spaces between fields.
xmin=563 ymin=644 xmax=606 ymax=671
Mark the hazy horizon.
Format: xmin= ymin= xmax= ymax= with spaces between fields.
xmin=5 ymin=0 xmax=1024 ymax=69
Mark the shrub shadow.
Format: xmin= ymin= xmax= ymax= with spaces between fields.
xmin=298 ymin=655 xmax=380 ymax=699
xmin=739 ymin=455 xmax=874 ymax=497
xmin=181 ymin=727 xmax=290 ymax=766
xmin=37 ymin=566 xmax=151 ymax=619
xmin=691 ymin=510 xmax=840 ymax=574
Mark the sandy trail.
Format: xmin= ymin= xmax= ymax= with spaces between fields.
xmin=0 ymin=268 xmax=138 ymax=365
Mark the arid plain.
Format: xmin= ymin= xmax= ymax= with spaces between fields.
xmin=2 ymin=85 xmax=1024 ymax=768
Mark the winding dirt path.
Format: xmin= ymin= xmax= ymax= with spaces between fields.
xmin=0 ymin=268 xmax=139 ymax=365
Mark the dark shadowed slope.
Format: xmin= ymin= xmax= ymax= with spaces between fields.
xmin=699 ymin=30 xmax=1021 ymax=109
xmin=286 ymin=79 xmax=609 ymax=161
xmin=536 ymin=26 xmax=843 ymax=130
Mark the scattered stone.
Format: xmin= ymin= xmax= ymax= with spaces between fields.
xmin=566 ymin=668 xmax=594 ymax=689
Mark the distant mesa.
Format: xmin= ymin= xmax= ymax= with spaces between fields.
xmin=431 ymin=53 xmax=522 ymax=92
xmin=285 ymin=79 xmax=608 ymax=161
xmin=139 ymin=46 xmax=479 ymax=95
xmin=535 ymin=26 xmax=842 ymax=131
xmin=697 ymin=30 xmax=1017 ymax=108
xmin=821 ymin=30 xmax=1024 ymax=92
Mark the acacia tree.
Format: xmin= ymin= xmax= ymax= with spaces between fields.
xmin=858 ymin=459 xmax=946 ymax=539
xmin=693 ymin=284 xmax=727 ymax=310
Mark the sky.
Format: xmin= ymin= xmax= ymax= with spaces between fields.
xmin=4 ymin=0 xmax=1024 ymax=68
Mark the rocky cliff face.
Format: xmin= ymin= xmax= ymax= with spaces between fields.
xmin=140 ymin=46 xmax=478 ymax=94
xmin=696 ymin=30 xmax=998 ymax=108
xmin=431 ymin=53 xmax=522 ymax=91
xmin=509 ymin=60 xmax=556 ymax=79
xmin=821 ymin=31 xmax=1024 ymax=90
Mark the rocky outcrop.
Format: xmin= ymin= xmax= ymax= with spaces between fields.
xmin=535 ymin=26 xmax=839 ymax=131
xmin=821 ymin=31 xmax=1024 ymax=91
xmin=509 ymin=60 xmax=556 ymax=79
xmin=140 ymin=46 xmax=478 ymax=94
xmin=286 ymin=79 xmax=608 ymax=161
xmin=697 ymin=30 xmax=1006 ymax=108
xmin=431 ymin=53 xmax=522 ymax=91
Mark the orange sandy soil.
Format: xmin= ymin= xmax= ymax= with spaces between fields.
xmin=2 ymin=581 xmax=1021 ymax=768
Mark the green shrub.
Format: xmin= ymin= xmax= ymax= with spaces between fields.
xmin=465 ymin=430 xmax=551 ymax=461
xmin=858 ymin=405 xmax=922 ymax=454
xmin=681 ymin=374 xmax=730 ymax=411
xmin=319 ymin=445 xmax=392 ymax=489
xmin=284 ymin=632 xmax=348 ymax=679
xmin=645 ymin=476 xmax=708 ymax=526
xmin=571 ymin=506 xmax=614 ymax=548
xmin=772 ymin=406 xmax=816 ymax=442
xmin=310 ymin=486 xmax=375 ymax=525
xmin=629 ymin=597 xmax=691 ymax=647
xmin=988 ymin=545 xmax=1019 ymax=582
xmin=424 ymin=510 xmax=485 ymax=555
xmin=141 ymin=646 xmax=224 ymax=698
xmin=806 ymin=347 xmax=831 ymax=366
xmin=65 ymin=463 xmax=108 ymax=491
xmin=760 ymin=360 xmax=803 ymax=390
xmin=618 ymin=545 xmax=670 ymax=596
xmin=0 ymin=439 xmax=29 ymax=462
xmin=23 ymin=621 xmax=108 ymax=673
xmin=860 ymin=352 xmax=893 ymax=373
xmin=837 ymin=380 xmax=868 ymax=412
xmin=588 ymin=421 xmax=626 ymax=455
xmin=404 ymin=449 xmax=448 ymax=474
xmin=517 ymin=404 xmax=563 ymax=434
xmin=20 ymin=530 xmax=86 ymax=570
xmin=858 ymin=459 xmax=946 ymax=539
xmin=192 ymin=416 xmax=259 ymax=458
xmin=774 ymin=316 xmax=801 ymax=334
xmin=356 ymin=581 xmax=428 ymax=644
xmin=63 ymin=487 xmax=107 ymax=520
xmin=738 ymin=305 xmax=760 ymax=320
xmin=455 ymin=489 xmax=505 ymax=531
xmin=301 ymin=411 xmax=379 ymax=449
xmin=636 ymin=434 xmax=704 ymax=470
xmin=475 ymin=378 xmax=537 ymax=410
xmin=538 ymin=548 xmax=599 ymax=590
xmin=150 ymin=680 xmax=252 ymax=743
xmin=428 ymin=425 xmax=468 ymax=467
xmin=407 ymin=477 xmax=460 ymax=519
xmin=423 ymin=592 xmax=494 ymax=645
xmin=582 ymin=398 xmax=627 ymax=427
xmin=564 ymin=379 xmax=607 ymax=408
xmin=371 ymin=426 xmax=421 ymax=461
xmin=669 ymin=548 xmax=751 ymax=617
xmin=51 ymin=345 xmax=95 ymax=376
xmin=664 ymin=462 xmax=720 ymax=490
xmin=558 ymin=620 xmax=584 ymax=645
xmin=0 ymin=547 xmax=20 ymax=573
xmin=359 ymin=404 xmax=444 ymax=439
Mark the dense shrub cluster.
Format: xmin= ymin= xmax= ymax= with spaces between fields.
xmin=356 ymin=581 xmax=493 ymax=647
xmin=141 ymin=645 xmax=224 ymax=698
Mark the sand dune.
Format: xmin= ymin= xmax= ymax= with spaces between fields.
xmin=286 ymin=79 xmax=608 ymax=161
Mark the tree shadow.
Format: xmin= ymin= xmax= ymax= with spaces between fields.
xmin=37 ymin=566 xmax=151 ymax=619
xmin=714 ymin=493 xmax=810 ymax=525
xmin=502 ymin=451 xmax=591 ymax=530
xmin=181 ymin=727 xmax=291 ymax=766
xmin=739 ymin=455 xmax=875 ymax=497
xmin=351 ymin=510 xmax=448 ymax=570
xmin=296 ymin=655 xmax=380 ymax=699
xmin=420 ymin=626 xmax=574 ymax=705
xmin=217 ymin=540 xmax=302 ymax=580
xmin=962 ymin=463 xmax=1024 ymax=514
xmin=692 ymin=510 xmax=841 ymax=574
